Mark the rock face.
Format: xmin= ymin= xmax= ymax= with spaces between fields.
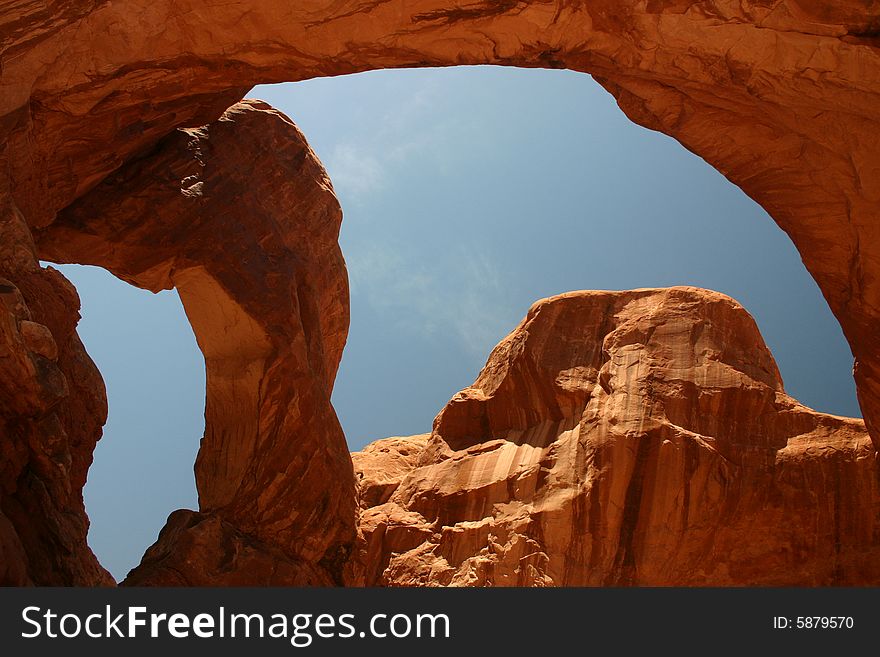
xmin=0 ymin=199 xmax=111 ymax=585
xmin=354 ymin=288 xmax=880 ymax=586
xmin=0 ymin=0 xmax=878 ymax=586
xmin=1 ymin=0 xmax=879 ymax=449
xmin=38 ymin=100 xmax=356 ymax=586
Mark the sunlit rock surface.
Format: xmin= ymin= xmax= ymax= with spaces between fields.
xmin=0 ymin=0 xmax=879 ymax=585
xmin=354 ymin=288 xmax=880 ymax=586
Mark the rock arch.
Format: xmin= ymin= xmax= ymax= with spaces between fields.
xmin=37 ymin=101 xmax=356 ymax=584
xmin=1 ymin=1 xmax=878 ymax=584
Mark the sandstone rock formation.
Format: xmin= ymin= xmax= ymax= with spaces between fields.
xmin=354 ymin=288 xmax=880 ymax=586
xmin=38 ymin=100 xmax=356 ymax=586
xmin=0 ymin=199 xmax=111 ymax=585
xmin=2 ymin=0 xmax=879 ymax=446
xmin=0 ymin=0 xmax=878 ymax=586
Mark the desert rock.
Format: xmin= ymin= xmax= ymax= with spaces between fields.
xmin=0 ymin=0 xmax=878 ymax=585
xmin=0 ymin=198 xmax=111 ymax=585
xmin=1 ymin=1 xmax=879 ymax=447
xmin=354 ymin=288 xmax=880 ymax=586
xmin=38 ymin=100 xmax=356 ymax=586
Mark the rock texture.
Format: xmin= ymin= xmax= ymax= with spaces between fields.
xmin=38 ymin=100 xmax=356 ymax=586
xmin=1 ymin=0 xmax=879 ymax=447
xmin=354 ymin=288 xmax=880 ymax=586
xmin=0 ymin=0 xmax=878 ymax=586
xmin=0 ymin=199 xmax=111 ymax=585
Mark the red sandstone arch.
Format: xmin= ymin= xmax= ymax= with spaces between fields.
xmin=1 ymin=0 xmax=878 ymax=584
xmin=3 ymin=0 xmax=878 ymax=438
xmin=38 ymin=101 xmax=357 ymax=584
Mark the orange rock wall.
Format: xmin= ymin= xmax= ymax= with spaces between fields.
xmin=0 ymin=198 xmax=111 ymax=585
xmin=0 ymin=1 xmax=878 ymax=585
xmin=354 ymin=288 xmax=880 ymax=586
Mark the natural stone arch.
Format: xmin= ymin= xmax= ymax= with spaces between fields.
xmin=1 ymin=0 xmax=879 ymax=585
xmin=3 ymin=1 xmax=879 ymax=443
xmin=39 ymin=101 xmax=357 ymax=584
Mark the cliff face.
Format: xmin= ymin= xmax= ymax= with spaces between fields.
xmin=0 ymin=0 xmax=878 ymax=585
xmin=354 ymin=288 xmax=880 ymax=586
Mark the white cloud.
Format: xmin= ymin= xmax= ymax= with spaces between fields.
xmin=326 ymin=144 xmax=386 ymax=198
xmin=348 ymin=241 xmax=515 ymax=357
xmin=324 ymin=79 xmax=462 ymax=204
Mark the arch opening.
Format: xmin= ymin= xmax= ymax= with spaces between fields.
xmin=58 ymin=66 xmax=861 ymax=581
xmin=53 ymin=264 xmax=204 ymax=582
xmin=252 ymin=66 xmax=860 ymax=450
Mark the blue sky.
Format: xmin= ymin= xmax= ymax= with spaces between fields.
xmin=57 ymin=66 xmax=859 ymax=581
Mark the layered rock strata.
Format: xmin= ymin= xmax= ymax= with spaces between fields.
xmin=354 ymin=288 xmax=880 ymax=586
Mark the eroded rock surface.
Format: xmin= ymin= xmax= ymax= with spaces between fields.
xmin=1 ymin=0 xmax=879 ymax=448
xmin=0 ymin=0 xmax=878 ymax=586
xmin=0 ymin=199 xmax=111 ymax=585
xmin=354 ymin=288 xmax=880 ymax=586
xmin=37 ymin=100 xmax=356 ymax=586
